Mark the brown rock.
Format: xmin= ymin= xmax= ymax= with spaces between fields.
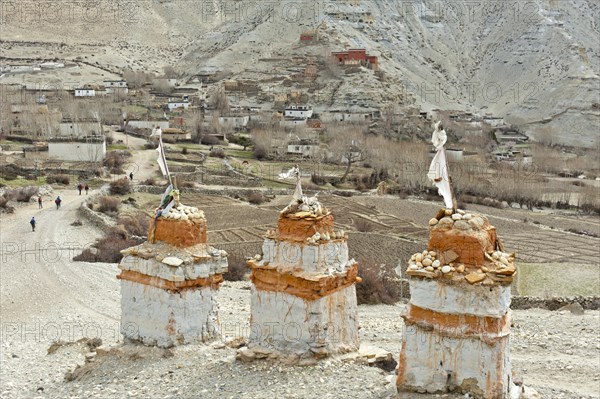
xmin=465 ymin=272 xmax=486 ymax=284
xmin=495 ymin=264 xmax=516 ymax=275
xmin=439 ymin=249 xmax=459 ymax=265
xmin=435 ymin=208 xmax=446 ymax=220
xmin=249 ymin=262 xmax=358 ymax=300
xmin=436 ymin=217 xmax=454 ymax=229
xmin=406 ymin=269 xmax=436 ymax=278
xmin=558 ymin=303 xmax=584 ymax=315
xmin=429 ymin=215 xmax=497 ymax=265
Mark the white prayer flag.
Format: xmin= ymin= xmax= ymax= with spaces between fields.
xmin=427 ymin=122 xmax=454 ymax=209
xmin=156 ymin=142 xmax=168 ymax=177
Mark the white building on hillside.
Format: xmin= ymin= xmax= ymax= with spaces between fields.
xmin=167 ymin=101 xmax=190 ymax=111
xmin=58 ymin=118 xmax=102 ymax=137
xmin=284 ymin=105 xmax=313 ymax=119
xmin=48 ymin=137 xmax=106 ymax=162
xmin=74 ymin=88 xmax=95 ymax=97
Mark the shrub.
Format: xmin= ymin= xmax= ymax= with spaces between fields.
xmin=117 ymin=212 xmax=149 ymax=236
xmin=74 ymin=226 xmax=142 ymax=263
xmin=253 ymin=145 xmax=267 ymax=160
xmin=209 ymin=148 xmax=226 ymax=158
xmin=103 ymin=151 xmax=129 ymax=174
xmin=97 ymin=196 xmax=121 ymax=214
xmin=354 ymin=218 xmax=375 ymax=232
xmin=356 ymin=261 xmax=402 ymax=305
xmin=201 ymin=135 xmax=219 ymax=145
xmin=4 ymin=187 xmax=38 ymax=202
xmin=178 ymin=179 xmax=195 ymax=188
xmin=109 ymin=177 xmax=131 ymax=195
xmin=1 ymin=173 xmax=17 ymax=181
xmin=46 ymin=174 xmax=70 ymax=185
xmin=181 ymin=147 xmax=188 ymax=155
xmin=223 ymin=253 xmax=249 ymax=281
xmin=311 ymin=173 xmax=326 ymax=185
xmin=247 ymin=190 xmax=265 ymax=205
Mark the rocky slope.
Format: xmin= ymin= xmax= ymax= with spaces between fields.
xmin=1 ymin=0 xmax=598 ymax=146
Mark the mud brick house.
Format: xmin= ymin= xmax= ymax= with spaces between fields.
xmin=331 ymin=49 xmax=379 ymax=71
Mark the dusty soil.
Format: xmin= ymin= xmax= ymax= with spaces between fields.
xmin=1 ymin=187 xmax=599 ymax=399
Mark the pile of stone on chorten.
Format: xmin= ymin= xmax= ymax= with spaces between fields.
xmin=405 ymin=208 xmax=517 ymax=284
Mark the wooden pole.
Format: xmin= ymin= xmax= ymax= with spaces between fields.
xmin=443 ymin=147 xmax=458 ymax=213
xmin=159 ymin=136 xmax=172 ymax=186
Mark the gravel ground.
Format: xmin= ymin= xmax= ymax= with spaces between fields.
xmin=1 ymin=192 xmax=598 ymax=399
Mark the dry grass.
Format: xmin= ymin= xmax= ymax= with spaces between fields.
xmin=517 ymin=262 xmax=600 ymax=297
xmin=117 ymin=212 xmax=149 ymax=237
xmin=109 ymin=177 xmax=131 ymax=195
xmin=74 ymin=227 xmax=142 ymax=263
xmin=3 ymin=186 xmax=38 ymax=202
xmin=356 ymin=261 xmax=402 ymax=305
xmin=97 ymin=196 xmax=121 ymax=214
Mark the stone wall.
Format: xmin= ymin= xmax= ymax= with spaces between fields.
xmin=511 ymin=295 xmax=600 ymax=311
xmin=78 ymin=192 xmax=115 ymax=231
xmin=133 ymin=184 xmax=291 ymax=197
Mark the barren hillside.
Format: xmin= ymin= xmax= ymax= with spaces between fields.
xmin=1 ymin=0 xmax=598 ymax=146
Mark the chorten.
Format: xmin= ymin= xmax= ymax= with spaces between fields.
xmin=245 ymin=166 xmax=360 ymax=359
xmin=397 ymin=122 xmax=521 ymax=398
xmin=117 ymin=130 xmax=228 ymax=347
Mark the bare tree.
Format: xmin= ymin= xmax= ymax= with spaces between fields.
xmin=151 ymin=78 xmax=174 ymax=94
xmin=189 ymin=110 xmax=205 ymax=143
xmin=162 ymin=66 xmax=179 ymax=79
xmin=123 ymin=70 xmax=151 ymax=89
xmin=328 ymin=123 xmax=366 ymax=182
xmin=211 ymin=86 xmax=230 ymax=114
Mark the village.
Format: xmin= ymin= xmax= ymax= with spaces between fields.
xmin=1 ymin=2 xmax=599 ymax=398
xmin=0 ymin=29 xmax=537 ymax=175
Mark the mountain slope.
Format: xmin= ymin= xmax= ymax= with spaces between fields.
xmin=1 ymin=0 xmax=598 ymax=146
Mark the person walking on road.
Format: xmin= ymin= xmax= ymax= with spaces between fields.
xmin=55 ymin=196 xmax=61 ymax=210
xmin=84 ymin=183 xmax=89 ymax=195
xmin=77 ymin=183 xmax=83 ymax=195
xmin=38 ymin=195 xmax=43 ymax=209
xmin=129 ymin=172 xmax=134 ymax=181
xmin=30 ymin=217 xmax=36 ymax=232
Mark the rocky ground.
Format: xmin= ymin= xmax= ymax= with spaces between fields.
xmin=0 ymin=278 xmax=598 ymax=399
xmin=1 ymin=162 xmax=599 ymax=398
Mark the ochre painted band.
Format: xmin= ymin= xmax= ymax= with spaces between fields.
xmin=402 ymin=304 xmax=510 ymax=343
xmin=249 ymin=262 xmax=359 ymax=301
xmin=117 ymin=270 xmax=223 ymax=292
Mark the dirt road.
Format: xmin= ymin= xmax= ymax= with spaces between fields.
xmin=0 ymin=188 xmax=121 ymax=397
